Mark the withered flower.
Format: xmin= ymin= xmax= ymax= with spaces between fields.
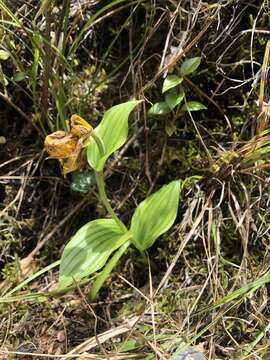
xmin=44 ymin=115 xmax=93 ymax=175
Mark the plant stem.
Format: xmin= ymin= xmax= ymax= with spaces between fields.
xmin=92 ymin=132 xmax=124 ymax=229
xmin=89 ymin=239 xmax=131 ymax=300
xmin=95 ymin=171 xmax=126 ymax=231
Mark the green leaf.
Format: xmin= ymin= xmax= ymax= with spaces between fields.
xmin=148 ymin=102 xmax=171 ymax=116
xmin=13 ymin=72 xmax=26 ymax=82
xmin=181 ymin=101 xmax=207 ymax=112
xmin=180 ymin=57 xmax=201 ymax=76
xmin=87 ymin=100 xmax=141 ymax=171
xmin=0 ymin=50 xmax=10 ymax=60
xmin=89 ymin=240 xmax=131 ymax=300
xmin=130 ymin=180 xmax=181 ymax=251
xmin=162 ymin=75 xmax=183 ymax=93
xmin=58 ymin=219 xmax=129 ymax=290
xmin=70 ymin=171 xmax=95 ymax=193
xmin=0 ymin=74 xmax=8 ymax=86
xmin=165 ymin=91 xmax=184 ymax=110
xmin=119 ymin=338 xmax=144 ymax=352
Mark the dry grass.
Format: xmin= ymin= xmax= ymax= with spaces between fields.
xmin=1 ymin=0 xmax=270 ymax=359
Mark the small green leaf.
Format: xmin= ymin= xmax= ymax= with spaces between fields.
xmin=13 ymin=72 xmax=26 ymax=82
xmin=165 ymin=91 xmax=184 ymax=110
xmin=162 ymin=75 xmax=183 ymax=93
xmin=58 ymin=219 xmax=128 ymax=290
xmin=130 ymin=180 xmax=181 ymax=251
xmin=0 ymin=74 xmax=8 ymax=86
xmin=181 ymin=101 xmax=207 ymax=112
xmin=70 ymin=171 xmax=95 ymax=193
xmin=119 ymin=338 xmax=144 ymax=352
xmin=180 ymin=57 xmax=201 ymax=76
xmin=0 ymin=50 xmax=10 ymax=60
xmin=148 ymin=102 xmax=171 ymax=116
xmin=87 ymin=100 xmax=141 ymax=171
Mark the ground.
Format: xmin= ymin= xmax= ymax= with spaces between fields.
xmin=1 ymin=1 xmax=270 ymax=359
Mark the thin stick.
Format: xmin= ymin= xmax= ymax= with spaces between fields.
xmin=41 ymin=1 xmax=52 ymax=126
xmin=258 ymin=40 xmax=270 ymax=107
xmin=257 ymin=40 xmax=270 ymax=133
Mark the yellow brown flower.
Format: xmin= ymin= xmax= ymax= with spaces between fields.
xmin=44 ymin=115 xmax=93 ymax=175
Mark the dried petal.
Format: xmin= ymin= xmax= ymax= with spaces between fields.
xmin=44 ymin=131 xmax=78 ymax=158
xmin=44 ymin=115 xmax=92 ymax=175
xmin=60 ymin=154 xmax=81 ymax=175
xmin=70 ymin=114 xmax=92 ymax=138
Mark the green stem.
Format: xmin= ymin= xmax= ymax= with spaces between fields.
xmin=95 ymin=171 xmax=126 ymax=231
xmin=91 ymin=132 xmax=125 ymax=230
xmin=89 ymin=239 xmax=131 ymax=300
xmin=139 ymin=250 xmax=148 ymax=263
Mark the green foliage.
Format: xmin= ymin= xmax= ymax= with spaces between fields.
xmin=181 ymin=101 xmax=207 ymax=112
xmin=165 ymin=91 xmax=184 ymax=110
xmin=13 ymin=72 xmax=26 ymax=82
xmin=130 ymin=181 xmax=181 ymax=251
xmin=55 ymin=100 xmax=183 ymax=295
xmin=148 ymin=57 xmax=205 ymax=120
xmin=56 ymin=100 xmax=182 ymax=293
xmin=180 ymin=57 xmax=201 ymax=76
xmin=118 ymin=338 xmax=144 ymax=352
xmin=87 ymin=101 xmax=141 ymax=171
xmin=162 ymin=75 xmax=183 ymax=93
xmin=148 ymin=101 xmax=171 ymax=116
xmin=58 ymin=219 xmax=128 ymax=291
xmin=58 ymin=180 xmax=181 ymax=292
xmin=0 ymin=0 xmax=117 ymax=132
xmin=3 ymin=2 xmax=270 ymax=356
xmin=89 ymin=240 xmax=131 ymax=300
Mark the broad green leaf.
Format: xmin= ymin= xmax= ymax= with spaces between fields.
xmin=0 ymin=50 xmax=10 ymax=60
xmin=87 ymin=100 xmax=141 ymax=171
xmin=148 ymin=102 xmax=171 ymax=116
xmin=165 ymin=91 xmax=184 ymax=110
xmin=181 ymin=101 xmax=207 ymax=112
xmin=130 ymin=180 xmax=181 ymax=251
xmin=162 ymin=75 xmax=183 ymax=93
xmin=89 ymin=240 xmax=131 ymax=300
xmin=180 ymin=57 xmax=201 ymax=76
xmin=58 ymin=219 xmax=129 ymax=290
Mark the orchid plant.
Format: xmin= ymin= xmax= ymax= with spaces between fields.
xmin=45 ymin=100 xmax=181 ymax=299
xmin=148 ymin=57 xmax=207 ymax=118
